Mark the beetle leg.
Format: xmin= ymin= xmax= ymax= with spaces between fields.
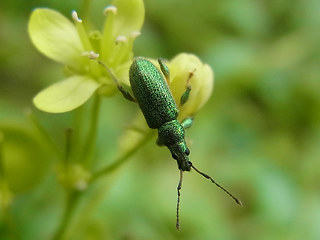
xmin=98 ymin=60 xmax=136 ymax=102
xmin=117 ymin=85 xmax=136 ymax=102
xmin=180 ymin=71 xmax=195 ymax=106
xmin=158 ymin=58 xmax=170 ymax=85
xmin=181 ymin=117 xmax=193 ymax=129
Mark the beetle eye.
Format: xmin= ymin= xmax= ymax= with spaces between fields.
xmin=172 ymin=153 xmax=178 ymax=160
xmin=185 ymin=148 xmax=190 ymax=156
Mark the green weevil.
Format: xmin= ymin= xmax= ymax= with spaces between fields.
xmin=99 ymin=57 xmax=242 ymax=230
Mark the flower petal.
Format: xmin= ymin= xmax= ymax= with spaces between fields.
xmin=28 ymin=8 xmax=84 ymax=65
xmin=33 ymin=76 xmax=100 ymax=113
xmin=169 ymin=53 xmax=214 ymax=120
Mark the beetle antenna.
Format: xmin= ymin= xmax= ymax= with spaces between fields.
xmin=189 ymin=162 xmax=242 ymax=206
xmin=176 ymin=169 xmax=183 ymax=230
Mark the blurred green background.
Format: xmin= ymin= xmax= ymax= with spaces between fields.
xmin=1 ymin=0 xmax=320 ymax=239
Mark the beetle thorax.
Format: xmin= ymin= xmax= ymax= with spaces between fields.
xmin=157 ymin=120 xmax=191 ymax=171
xmin=157 ymin=120 xmax=185 ymax=147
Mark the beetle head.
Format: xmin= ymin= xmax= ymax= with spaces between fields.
xmin=169 ymin=142 xmax=191 ymax=171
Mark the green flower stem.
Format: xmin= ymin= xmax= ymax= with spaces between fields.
xmin=0 ymin=133 xmax=15 ymax=235
xmin=0 ymin=205 xmax=17 ymax=239
xmin=66 ymin=178 xmax=115 ymax=236
xmin=53 ymin=131 xmax=154 ymax=239
xmin=83 ymin=94 xmax=101 ymax=167
xmin=0 ymin=132 xmax=4 ymax=178
xmin=73 ymin=16 xmax=92 ymax=51
xmin=64 ymin=128 xmax=73 ymax=170
xmin=90 ymin=131 xmax=155 ymax=183
xmin=25 ymin=109 xmax=62 ymax=158
xmin=71 ymin=104 xmax=84 ymax=162
xmin=53 ymin=190 xmax=81 ymax=240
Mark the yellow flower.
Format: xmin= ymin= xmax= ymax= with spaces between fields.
xmin=168 ymin=53 xmax=214 ymax=120
xmin=28 ymin=0 xmax=144 ymax=113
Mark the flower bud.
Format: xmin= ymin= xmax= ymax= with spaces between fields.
xmin=168 ymin=53 xmax=214 ymax=120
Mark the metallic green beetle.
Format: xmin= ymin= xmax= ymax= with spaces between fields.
xmin=130 ymin=57 xmax=192 ymax=171
xmin=99 ymin=57 xmax=241 ymax=230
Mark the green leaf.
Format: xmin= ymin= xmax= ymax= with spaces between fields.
xmin=33 ymin=76 xmax=100 ymax=113
xmin=28 ymin=8 xmax=84 ymax=66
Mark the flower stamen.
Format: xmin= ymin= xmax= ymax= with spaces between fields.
xmin=110 ymin=36 xmax=129 ymax=66
xmin=72 ymin=10 xmax=82 ymax=23
xmin=131 ymin=31 xmax=141 ymax=39
xmin=81 ymin=51 xmax=100 ymax=60
xmin=115 ymin=35 xmax=128 ymax=44
xmin=71 ymin=11 xmax=92 ymax=51
xmin=103 ymin=5 xmax=118 ymax=15
xmin=122 ymin=31 xmax=141 ymax=61
xmin=101 ymin=6 xmax=118 ymax=62
xmin=81 ymin=51 xmax=101 ymax=78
